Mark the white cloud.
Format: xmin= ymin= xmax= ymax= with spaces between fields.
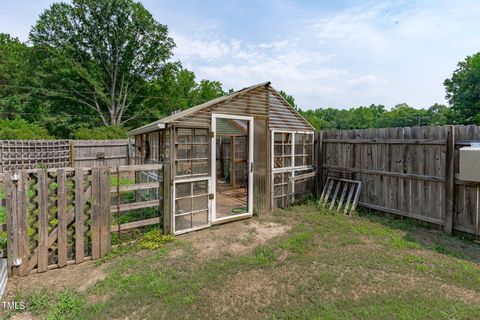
xmin=170 ymin=0 xmax=480 ymax=109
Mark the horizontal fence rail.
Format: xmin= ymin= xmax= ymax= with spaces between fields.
xmin=318 ymin=125 xmax=480 ymax=236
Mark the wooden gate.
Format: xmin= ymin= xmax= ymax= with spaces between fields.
xmin=4 ymin=167 xmax=111 ymax=276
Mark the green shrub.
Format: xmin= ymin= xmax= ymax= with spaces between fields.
xmin=73 ymin=125 xmax=127 ymax=140
xmin=0 ymin=117 xmax=53 ymax=140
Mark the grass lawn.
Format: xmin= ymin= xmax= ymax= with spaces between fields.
xmin=4 ymin=204 xmax=480 ymax=319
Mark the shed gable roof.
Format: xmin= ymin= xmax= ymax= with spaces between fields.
xmin=127 ymin=82 xmax=270 ymax=136
xmin=127 ymin=81 xmax=314 ymax=136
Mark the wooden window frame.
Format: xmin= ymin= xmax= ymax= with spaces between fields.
xmin=270 ymin=130 xmax=314 ymax=208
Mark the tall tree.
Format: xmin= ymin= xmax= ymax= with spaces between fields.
xmin=444 ymin=52 xmax=480 ymax=124
xmin=29 ymin=0 xmax=175 ymax=126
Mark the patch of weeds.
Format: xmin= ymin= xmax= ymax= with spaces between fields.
xmin=389 ymin=235 xmax=420 ymax=249
xmin=139 ymin=229 xmax=175 ymax=250
xmin=95 ymin=242 xmax=138 ymax=265
xmin=403 ymin=253 xmax=424 ymax=264
xmin=25 ymin=289 xmax=84 ymax=320
xmin=415 ymin=264 xmax=432 ymax=272
xmin=280 ymin=231 xmax=314 ymax=254
xmin=241 ymin=246 xmax=277 ymax=267
xmin=434 ymin=243 xmax=448 ymax=254
xmin=28 ymin=288 xmax=50 ymax=314
xmin=46 ymin=290 xmax=85 ymax=320
xmin=456 ymin=261 xmax=480 ymax=283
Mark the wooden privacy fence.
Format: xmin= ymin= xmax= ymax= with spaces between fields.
xmin=2 ymin=164 xmax=163 ymax=276
xmin=318 ymin=125 xmax=480 ymax=235
xmin=71 ymin=140 xmax=129 ymax=168
xmin=0 ymin=139 xmax=130 ymax=172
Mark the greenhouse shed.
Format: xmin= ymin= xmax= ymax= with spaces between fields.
xmin=127 ymin=82 xmax=316 ymax=234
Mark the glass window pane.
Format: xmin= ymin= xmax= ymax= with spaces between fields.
xmin=176 ymin=182 xmax=191 ymax=198
xmin=177 ymin=128 xmax=192 ymax=144
xmin=295 ymin=144 xmax=303 ymax=155
xmin=274 ymin=157 xmax=283 ymax=168
xmin=274 ymin=186 xmax=284 ymax=196
xmin=192 ymin=145 xmax=208 ymax=159
xmin=295 ymin=133 xmax=303 ymax=145
xmin=192 ymin=211 xmax=208 ymax=228
xmin=284 ymin=145 xmax=292 ymax=155
xmin=192 ymin=195 xmax=208 ymax=211
xmin=273 ymin=173 xmax=282 ymax=184
xmin=193 ymin=180 xmax=208 ymax=195
xmin=192 ymin=160 xmax=208 ymax=174
xmin=175 ymin=215 xmax=192 ymax=232
xmin=284 ymin=133 xmax=292 ymax=144
xmin=284 ymin=156 xmax=292 ymax=167
xmin=274 ymin=133 xmax=282 ymax=143
xmin=194 ymin=129 xmax=208 ymax=143
xmin=177 ymin=145 xmax=191 ymax=160
xmin=176 ymin=161 xmax=191 ymax=176
xmin=305 ymin=145 xmax=312 ymax=157
xmin=175 ymin=198 xmax=192 ymax=214
xmin=295 ymin=155 xmax=303 ymax=166
xmin=305 ymin=155 xmax=312 ymax=166
xmin=274 ymin=145 xmax=282 ymax=156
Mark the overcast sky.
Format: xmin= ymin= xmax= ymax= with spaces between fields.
xmin=1 ymin=0 xmax=479 ymax=110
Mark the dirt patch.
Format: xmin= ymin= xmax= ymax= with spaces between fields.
xmin=4 ymin=259 xmax=107 ymax=301
xmin=180 ymin=219 xmax=290 ymax=262
xmin=3 ymin=215 xmax=290 ymax=301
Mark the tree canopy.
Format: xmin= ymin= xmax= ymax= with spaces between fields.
xmin=0 ymin=0 xmax=478 ymax=139
xmin=29 ymin=0 xmax=175 ymax=126
xmin=444 ymin=52 xmax=480 ymax=124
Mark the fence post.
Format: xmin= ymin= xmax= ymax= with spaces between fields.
xmin=444 ymin=125 xmax=455 ymax=234
xmin=163 ymin=162 xmax=172 ymax=235
xmin=5 ymin=173 xmax=18 ymax=276
xmin=69 ymin=141 xmax=75 ymax=167
xmin=315 ymin=131 xmax=323 ymax=197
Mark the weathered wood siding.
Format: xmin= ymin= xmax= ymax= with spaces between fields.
xmin=320 ymin=125 xmax=480 ymax=236
xmin=172 ymin=85 xmax=271 ymax=212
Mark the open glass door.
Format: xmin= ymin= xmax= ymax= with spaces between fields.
xmin=211 ymin=114 xmax=254 ymax=222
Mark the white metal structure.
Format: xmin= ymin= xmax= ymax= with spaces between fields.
xmin=211 ymin=114 xmax=254 ymax=222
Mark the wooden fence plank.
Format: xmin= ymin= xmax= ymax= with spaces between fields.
xmin=74 ymin=169 xmax=85 ymax=263
xmin=57 ymin=169 xmax=67 ymax=268
xmin=16 ymin=172 xmax=29 ymax=276
xmin=444 ymin=125 xmax=455 ymax=234
xmin=99 ymin=167 xmax=110 ymax=258
xmin=5 ymin=174 xmax=17 ymax=275
xmin=37 ymin=169 xmax=48 ymax=273
xmin=91 ymin=168 xmax=100 ymax=260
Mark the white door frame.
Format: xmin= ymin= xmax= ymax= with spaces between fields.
xmin=211 ymin=113 xmax=254 ymax=222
